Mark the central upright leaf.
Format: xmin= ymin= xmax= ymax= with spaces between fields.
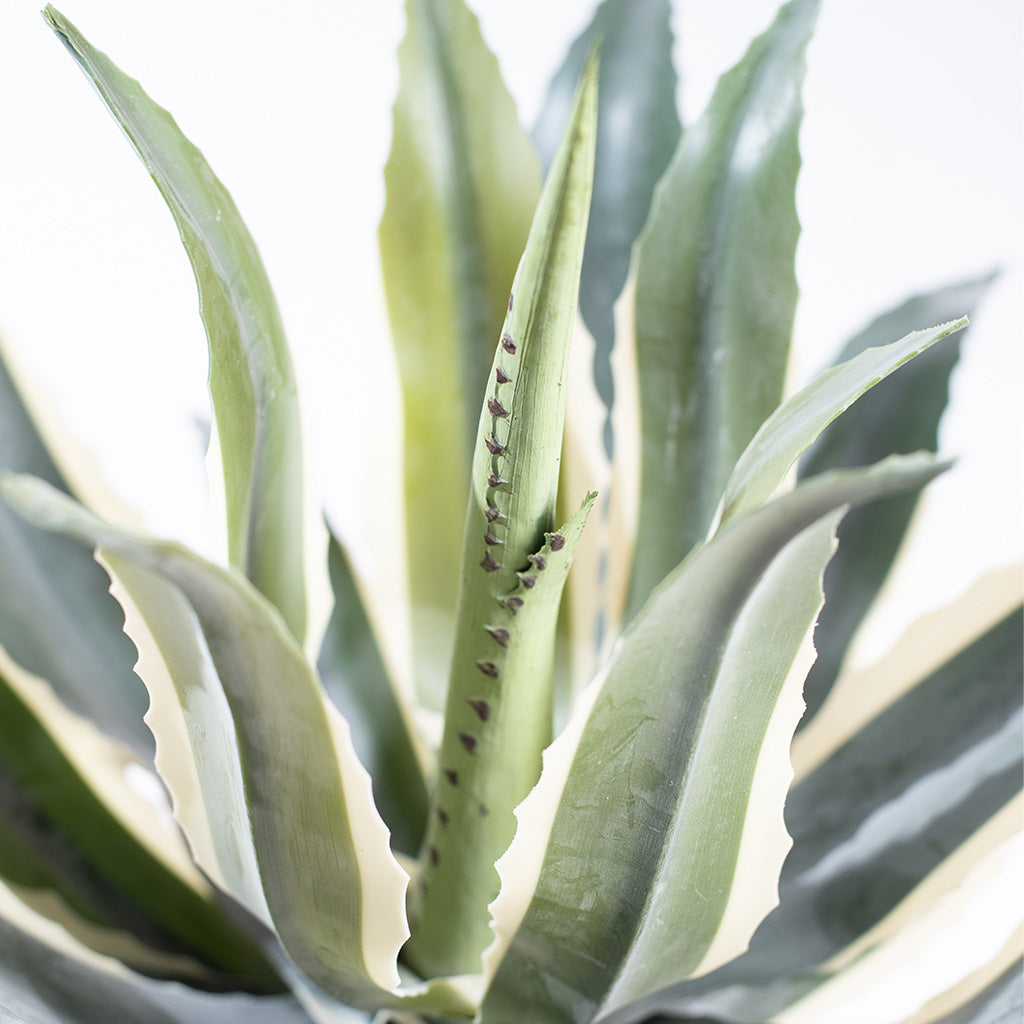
xmin=380 ymin=0 xmax=543 ymax=706
xmin=405 ymin=60 xmax=599 ymax=980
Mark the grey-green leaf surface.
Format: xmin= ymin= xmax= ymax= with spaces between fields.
xmin=482 ymin=454 xmax=946 ymax=1024
xmin=716 ymin=318 xmax=968 ymax=528
xmin=406 ymin=60 xmax=598 ymax=979
xmin=0 ymin=344 xmax=148 ymax=756
xmin=533 ymin=0 xmax=681 ymax=456
xmin=657 ymin=604 xmax=1023 ymax=1022
xmin=317 ymin=533 xmax=428 ymax=856
xmin=927 ymin=960 xmax=1024 ymax=1024
xmin=0 ymin=899 xmax=314 ymax=1024
xmin=625 ymin=0 xmax=817 ymax=621
xmin=797 ymin=276 xmax=991 ymax=725
xmin=0 ymin=649 xmax=281 ymax=991
xmin=0 ymin=477 xmax=470 ymax=1019
xmin=379 ymin=0 xmax=542 ymax=702
xmin=45 ymin=6 xmax=307 ymax=642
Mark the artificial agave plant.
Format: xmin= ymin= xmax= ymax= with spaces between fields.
xmin=0 ymin=1 xmax=1020 ymax=1023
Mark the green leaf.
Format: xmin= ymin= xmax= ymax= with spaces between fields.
xmin=44 ymin=6 xmax=308 ymax=642
xmin=534 ymin=0 xmax=681 ymax=454
xmin=405 ymin=59 xmax=599 ymax=980
xmin=482 ymin=454 xmax=946 ymax=1024
xmin=379 ymin=0 xmax=542 ymax=703
xmin=717 ymin=318 xmax=968 ymax=528
xmin=0 ymin=477 xmax=470 ymax=1019
xmin=797 ymin=275 xmax=992 ymax=725
xmin=660 ymin=598 xmax=1023 ymax=1021
xmin=626 ymin=0 xmax=817 ymax=621
xmin=317 ymin=533 xmax=430 ymax=856
xmin=0 ymin=342 xmax=149 ymax=757
xmin=0 ymin=646 xmax=281 ymax=991
xmin=0 ymin=881 xmax=316 ymax=1024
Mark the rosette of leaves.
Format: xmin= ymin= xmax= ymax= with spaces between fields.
xmin=0 ymin=2 xmax=1019 ymax=1024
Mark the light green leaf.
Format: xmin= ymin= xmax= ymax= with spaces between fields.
xmin=717 ymin=318 xmax=967 ymax=529
xmin=0 ymin=342 xmax=148 ymax=756
xmin=482 ymin=454 xmax=947 ymax=1024
xmin=45 ymin=6 xmax=308 ymax=642
xmin=797 ymin=276 xmax=991 ymax=725
xmin=380 ymin=0 xmax=542 ymax=703
xmin=626 ymin=0 xmax=817 ymax=620
xmin=405 ymin=59 xmax=599 ymax=980
xmin=0 ymin=646 xmax=280 ymax=991
xmin=0 ymin=476 xmax=470 ymax=1019
xmin=318 ymin=533 xmax=430 ymax=857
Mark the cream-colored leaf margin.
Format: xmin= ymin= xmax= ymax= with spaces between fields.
xmin=562 ymin=283 xmax=641 ymax=695
xmin=779 ymin=794 xmax=1023 ymax=1024
xmin=0 ymin=644 xmax=203 ymax=893
xmin=101 ymin=557 xmax=272 ymax=926
xmin=0 ymin=876 xmax=200 ymax=986
xmin=792 ymin=562 xmax=1023 ymax=780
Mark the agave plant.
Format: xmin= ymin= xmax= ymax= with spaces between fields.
xmin=0 ymin=1 xmax=1019 ymax=1023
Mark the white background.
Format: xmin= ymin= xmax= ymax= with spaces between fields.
xmin=0 ymin=1 xmax=1020 ymax=1018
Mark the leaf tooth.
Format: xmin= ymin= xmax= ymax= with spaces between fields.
xmin=480 ymin=551 xmax=502 ymax=572
xmin=475 ymin=660 xmax=500 ymax=679
xmin=485 ymin=626 xmax=510 ymax=647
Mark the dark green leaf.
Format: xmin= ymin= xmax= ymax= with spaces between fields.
xmin=0 ymin=345 xmax=148 ymax=757
xmin=318 ymin=534 xmax=429 ymax=856
xmin=0 ymin=897 xmax=314 ymax=1024
xmin=0 ymin=650 xmax=282 ymax=992
xmin=798 ymin=274 xmax=994 ymax=725
xmin=534 ymin=0 xmax=681 ymax=456
xmin=660 ymin=605 xmax=1023 ymax=1021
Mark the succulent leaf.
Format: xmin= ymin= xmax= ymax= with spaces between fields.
xmin=0 ymin=878 xmax=316 ymax=1024
xmin=0 ymin=646 xmax=280 ymax=991
xmin=534 ymin=0 xmax=681 ymax=450
xmin=318 ymin=534 xmax=430 ymax=857
xmin=44 ymin=6 xmax=309 ymax=643
xmin=797 ymin=275 xmax=993 ymax=725
xmin=380 ymin=0 xmax=542 ymax=705
xmin=659 ymin=585 xmax=1023 ymax=1021
xmin=0 ymin=343 xmax=149 ymax=757
xmin=482 ymin=454 xmax=948 ymax=1024
xmin=626 ymin=0 xmax=818 ymax=620
xmin=0 ymin=477 xmax=470 ymax=1019
xmin=404 ymin=57 xmax=599 ymax=979
xmin=716 ymin=317 xmax=969 ymax=529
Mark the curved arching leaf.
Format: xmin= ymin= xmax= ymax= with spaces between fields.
xmin=45 ymin=6 xmax=308 ymax=642
xmin=483 ymin=454 xmax=946 ymax=1024
xmin=0 ymin=475 xmax=472 ymax=1019
xmin=797 ymin=275 xmax=992 ymax=725
xmin=0 ymin=342 xmax=148 ymax=756
xmin=653 ymin=594 xmax=1023 ymax=1022
xmin=0 ymin=647 xmax=280 ymax=991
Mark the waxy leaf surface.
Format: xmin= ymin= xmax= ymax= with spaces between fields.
xmin=483 ymin=454 xmax=946 ymax=1024
xmin=46 ymin=6 xmax=308 ymax=642
xmin=0 ymin=476 xmax=471 ymax=1019
xmin=0 ymin=344 xmax=147 ymax=755
xmin=408 ymin=60 xmax=598 ymax=979
xmin=626 ymin=0 xmax=817 ymax=619
xmin=380 ymin=0 xmax=542 ymax=702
